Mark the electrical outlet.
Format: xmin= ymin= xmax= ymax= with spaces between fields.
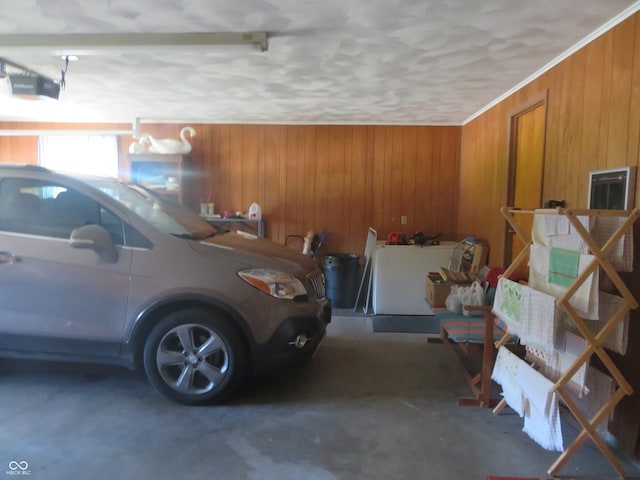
xmin=401 ymin=215 xmax=407 ymax=225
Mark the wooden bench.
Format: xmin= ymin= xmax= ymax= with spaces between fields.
xmin=429 ymin=300 xmax=519 ymax=407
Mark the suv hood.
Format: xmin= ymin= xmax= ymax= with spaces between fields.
xmin=192 ymin=232 xmax=318 ymax=275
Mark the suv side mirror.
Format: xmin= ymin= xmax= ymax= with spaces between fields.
xmin=70 ymin=224 xmax=119 ymax=263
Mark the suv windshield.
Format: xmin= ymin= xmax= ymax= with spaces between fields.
xmin=82 ymin=176 xmax=217 ymax=240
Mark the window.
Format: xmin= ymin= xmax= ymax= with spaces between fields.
xmin=38 ymin=135 xmax=119 ymax=177
xmin=588 ymin=167 xmax=637 ymax=210
xmin=0 ymin=177 xmax=125 ymax=244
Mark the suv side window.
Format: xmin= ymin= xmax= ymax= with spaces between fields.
xmin=0 ymin=178 xmax=128 ymax=245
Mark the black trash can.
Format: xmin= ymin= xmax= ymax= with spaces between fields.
xmin=323 ymin=253 xmax=360 ymax=308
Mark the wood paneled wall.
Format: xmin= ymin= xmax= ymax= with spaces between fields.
xmin=189 ymin=124 xmax=461 ymax=255
xmin=0 ymin=122 xmax=461 ymax=256
xmin=458 ymin=12 xmax=640 ymax=266
xmin=458 ymin=12 xmax=640 ymax=457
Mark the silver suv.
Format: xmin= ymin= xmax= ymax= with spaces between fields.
xmin=0 ymin=165 xmax=330 ymax=405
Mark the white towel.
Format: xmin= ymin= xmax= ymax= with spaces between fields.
xmin=559 ymin=331 xmax=589 ymax=396
xmin=567 ymin=367 xmax=615 ymax=435
xmin=582 ymin=292 xmax=629 ymax=355
xmin=492 ymin=346 xmax=525 ymax=417
xmin=532 ymin=214 xmax=589 ymax=253
xmin=517 ymin=364 xmax=564 ymax=452
xmin=528 ymin=246 xmax=599 ymax=320
xmin=544 ymin=215 xmax=570 ymax=236
xmin=529 ymin=244 xmax=549 ymax=276
xmin=519 ymin=285 xmax=557 ymax=350
xmin=591 ymin=216 xmax=634 ymax=272
xmin=525 ymin=331 xmax=589 ymax=398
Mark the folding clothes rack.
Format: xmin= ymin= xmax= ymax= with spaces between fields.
xmin=498 ymin=206 xmax=640 ymax=478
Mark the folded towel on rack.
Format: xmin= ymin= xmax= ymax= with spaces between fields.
xmin=528 ymin=246 xmax=599 ymax=320
xmin=549 ymin=247 xmax=580 ymax=288
xmin=566 ymin=367 xmax=615 ymax=435
xmin=492 ymin=346 xmax=525 ymax=417
xmin=560 ymin=331 xmax=589 ymax=396
xmin=572 ymin=292 xmax=629 ymax=355
xmin=532 ymin=214 xmax=589 ymax=253
xmin=544 ymin=215 xmax=570 ymax=236
xmin=529 ymin=244 xmax=549 ymax=275
xmin=525 ymin=333 xmax=589 ymax=398
xmin=591 ymin=216 xmax=634 ymax=272
xmin=517 ymin=363 xmax=564 ymax=452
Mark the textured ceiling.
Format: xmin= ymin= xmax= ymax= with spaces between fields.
xmin=0 ymin=0 xmax=638 ymax=125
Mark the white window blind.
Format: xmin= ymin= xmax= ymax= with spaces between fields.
xmin=38 ymin=135 xmax=119 ymax=177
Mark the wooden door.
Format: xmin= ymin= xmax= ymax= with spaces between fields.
xmin=505 ymin=96 xmax=547 ymax=279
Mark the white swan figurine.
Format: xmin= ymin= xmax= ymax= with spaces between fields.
xmin=147 ymin=126 xmax=196 ymax=154
xmin=128 ymin=135 xmax=150 ymax=154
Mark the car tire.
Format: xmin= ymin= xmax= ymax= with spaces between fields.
xmin=143 ymin=309 xmax=246 ymax=405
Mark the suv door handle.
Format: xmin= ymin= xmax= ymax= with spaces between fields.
xmin=0 ymin=252 xmax=18 ymax=264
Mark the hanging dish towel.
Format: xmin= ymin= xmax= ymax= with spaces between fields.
xmin=548 ymin=247 xmax=580 ymax=288
xmin=519 ymin=286 xmax=558 ymax=350
xmin=528 ymin=245 xmax=599 ymax=319
xmin=532 ymin=214 xmax=589 ymax=253
xmin=492 ymin=277 xmax=524 ymax=336
xmin=544 ymin=215 xmax=570 ymax=236
xmin=566 ymin=367 xmax=615 ymax=435
xmin=517 ymin=364 xmax=564 ymax=452
xmin=581 ymin=292 xmax=629 ymax=355
xmin=529 ymin=244 xmax=549 ymax=276
xmin=591 ymin=216 xmax=634 ymax=272
xmin=492 ymin=346 xmax=525 ymax=417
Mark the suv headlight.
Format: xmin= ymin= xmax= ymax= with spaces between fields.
xmin=238 ymin=269 xmax=307 ymax=300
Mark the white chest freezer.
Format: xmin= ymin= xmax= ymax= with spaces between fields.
xmin=372 ymin=242 xmax=456 ymax=315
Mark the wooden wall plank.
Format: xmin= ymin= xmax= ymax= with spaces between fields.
xmin=349 ymin=126 xmax=368 ymax=253
xmin=390 ymin=127 xmax=404 ymax=232
xmin=566 ymin=51 xmax=586 ymax=206
xmin=314 ymin=126 xmax=330 ymax=245
xmin=628 ymin=14 xmax=640 ymax=171
xmin=580 ymin=35 xmax=607 ymax=201
xmin=371 ymin=126 xmax=386 ymax=237
xmin=607 ymin=18 xmax=635 ymax=168
xmin=414 ymin=127 xmax=433 ymax=231
xmin=301 ymin=126 xmax=317 ymax=241
xmin=597 ymin=30 xmax=615 ymax=171
xmin=242 ymin=124 xmax=259 ymax=213
xmin=402 ymin=127 xmax=417 ymax=233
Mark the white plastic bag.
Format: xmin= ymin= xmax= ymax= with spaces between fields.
xmin=445 ymin=285 xmax=463 ymax=313
xmin=458 ymin=280 xmax=486 ymax=316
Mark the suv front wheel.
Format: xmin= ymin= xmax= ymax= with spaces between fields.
xmin=143 ymin=309 xmax=246 ymax=405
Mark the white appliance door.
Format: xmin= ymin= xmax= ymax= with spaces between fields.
xmin=372 ymin=243 xmax=455 ymax=315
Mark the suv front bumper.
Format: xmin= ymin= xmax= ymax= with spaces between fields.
xmin=252 ymin=301 xmax=331 ymax=374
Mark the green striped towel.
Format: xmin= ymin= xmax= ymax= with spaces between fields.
xmin=549 ymin=247 xmax=580 ymax=288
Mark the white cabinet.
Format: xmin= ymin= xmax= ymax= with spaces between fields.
xmin=372 ymin=242 xmax=456 ymax=315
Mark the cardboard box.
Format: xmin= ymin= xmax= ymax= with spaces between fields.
xmin=425 ymin=273 xmax=455 ymax=308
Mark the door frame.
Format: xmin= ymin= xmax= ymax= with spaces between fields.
xmin=503 ymin=90 xmax=549 ymax=267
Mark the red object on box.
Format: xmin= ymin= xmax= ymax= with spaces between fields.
xmin=485 ymin=267 xmax=520 ymax=288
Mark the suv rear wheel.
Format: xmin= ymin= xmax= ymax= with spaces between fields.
xmin=143 ymin=309 xmax=246 ymax=405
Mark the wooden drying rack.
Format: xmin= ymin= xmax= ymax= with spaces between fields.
xmin=499 ymin=206 xmax=640 ymax=478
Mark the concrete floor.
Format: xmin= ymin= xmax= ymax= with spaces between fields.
xmin=0 ymin=316 xmax=638 ymax=480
